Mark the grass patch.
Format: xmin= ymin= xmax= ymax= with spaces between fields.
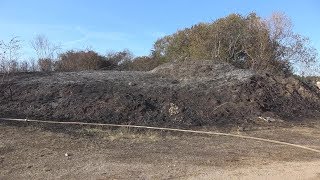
xmin=79 ymin=127 xmax=170 ymax=142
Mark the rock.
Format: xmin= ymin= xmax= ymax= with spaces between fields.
xmin=169 ymin=103 xmax=179 ymax=116
xmin=128 ymin=82 xmax=137 ymax=86
xmin=44 ymin=168 xmax=52 ymax=172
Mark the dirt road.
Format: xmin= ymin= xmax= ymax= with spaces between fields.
xmin=1 ymin=121 xmax=320 ymax=179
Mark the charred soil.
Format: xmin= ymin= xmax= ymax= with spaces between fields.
xmin=1 ymin=60 xmax=320 ymax=128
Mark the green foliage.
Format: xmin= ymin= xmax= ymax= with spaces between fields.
xmin=152 ymin=12 xmax=318 ymax=75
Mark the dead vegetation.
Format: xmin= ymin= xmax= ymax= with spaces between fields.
xmin=78 ymin=127 xmax=162 ymax=142
xmin=0 ymin=60 xmax=320 ymax=129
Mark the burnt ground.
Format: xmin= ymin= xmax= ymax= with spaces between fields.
xmin=1 ymin=121 xmax=320 ymax=179
xmin=1 ymin=60 xmax=320 ymax=129
xmin=1 ymin=61 xmax=320 ymax=179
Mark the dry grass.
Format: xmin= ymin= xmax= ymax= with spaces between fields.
xmin=78 ymin=127 xmax=169 ymax=142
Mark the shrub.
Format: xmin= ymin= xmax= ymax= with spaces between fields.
xmin=123 ymin=56 xmax=163 ymax=71
xmin=55 ymin=50 xmax=112 ymax=71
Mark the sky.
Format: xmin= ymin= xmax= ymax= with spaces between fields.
xmin=1 ymin=0 xmax=320 ymax=59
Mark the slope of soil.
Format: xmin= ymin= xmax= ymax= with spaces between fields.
xmin=1 ymin=60 xmax=320 ymax=128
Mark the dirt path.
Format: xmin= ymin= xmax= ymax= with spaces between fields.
xmin=1 ymin=122 xmax=320 ymax=179
xmin=191 ymin=161 xmax=320 ymax=180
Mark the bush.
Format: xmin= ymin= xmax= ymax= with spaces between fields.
xmin=123 ymin=56 xmax=163 ymax=71
xmin=106 ymin=49 xmax=133 ymax=64
xmin=38 ymin=58 xmax=54 ymax=72
xmin=55 ymin=50 xmax=112 ymax=71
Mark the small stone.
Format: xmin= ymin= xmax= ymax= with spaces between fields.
xmin=65 ymin=153 xmax=69 ymax=157
xmin=128 ymin=82 xmax=137 ymax=86
xmin=44 ymin=168 xmax=52 ymax=172
xmin=316 ymin=81 xmax=320 ymax=89
xmin=169 ymin=103 xmax=179 ymax=116
xmin=171 ymin=80 xmax=179 ymax=84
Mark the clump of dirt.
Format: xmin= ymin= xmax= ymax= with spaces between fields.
xmin=1 ymin=60 xmax=320 ymax=128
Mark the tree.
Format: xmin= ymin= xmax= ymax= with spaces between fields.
xmin=19 ymin=60 xmax=30 ymax=72
xmin=152 ymin=12 xmax=318 ymax=75
xmin=31 ymin=34 xmax=60 ymax=71
xmin=0 ymin=37 xmax=21 ymax=102
xmin=28 ymin=58 xmax=38 ymax=72
xmin=0 ymin=37 xmax=21 ymax=73
xmin=266 ymin=13 xmax=318 ymax=75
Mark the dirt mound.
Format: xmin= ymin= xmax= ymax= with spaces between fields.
xmin=151 ymin=60 xmax=253 ymax=82
xmin=1 ymin=61 xmax=320 ymax=128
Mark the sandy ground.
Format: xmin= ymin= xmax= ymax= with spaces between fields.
xmin=1 ymin=121 xmax=320 ymax=179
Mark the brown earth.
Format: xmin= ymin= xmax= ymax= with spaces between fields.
xmin=2 ymin=60 xmax=320 ymax=179
xmin=1 ymin=120 xmax=320 ymax=179
xmin=1 ymin=60 xmax=320 ymax=128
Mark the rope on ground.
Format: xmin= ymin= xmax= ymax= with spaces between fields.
xmin=1 ymin=117 xmax=320 ymax=153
